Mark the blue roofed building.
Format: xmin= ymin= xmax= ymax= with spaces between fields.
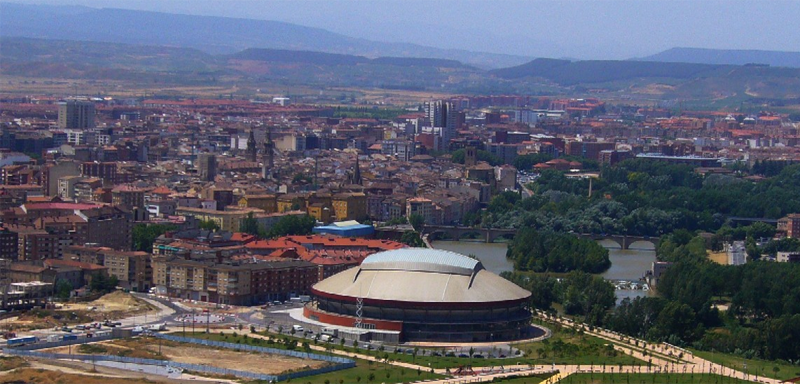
xmin=312 ymin=220 xmax=375 ymax=238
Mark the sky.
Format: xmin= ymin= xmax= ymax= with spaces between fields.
xmin=7 ymin=0 xmax=800 ymax=59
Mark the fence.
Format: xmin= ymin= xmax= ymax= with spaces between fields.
xmin=154 ymin=333 xmax=353 ymax=364
xmin=4 ymin=332 xmax=356 ymax=382
xmin=10 ymin=334 xmax=115 ymax=351
xmin=4 ymin=348 xmax=280 ymax=381
xmin=153 ymin=333 xmax=357 ymax=381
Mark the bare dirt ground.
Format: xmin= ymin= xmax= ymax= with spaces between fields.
xmin=0 ymin=358 xmax=237 ymax=384
xmin=707 ymin=251 xmax=728 ymax=265
xmin=60 ymin=291 xmax=156 ymax=314
xmin=43 ymin=337 xmax=326 ymax=375
xmin=5 ymin=292 xmax=156 ymax=332
xmin=152 ymin=344 xmax=326 ymax=375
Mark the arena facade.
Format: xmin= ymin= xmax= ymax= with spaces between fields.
xmin=304 ymin=248 xmax=533 ymax=342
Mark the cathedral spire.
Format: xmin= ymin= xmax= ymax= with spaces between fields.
xmin=352 ymin=153 xmax=362 ymax=185
xmin=262 ymin=126 xmax=274 ymax=180
xmin=246 ymin=129 xmax=257 ymax=162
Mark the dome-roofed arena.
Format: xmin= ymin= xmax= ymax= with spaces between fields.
xmin=304 ymin=248 xmax=534 ymax=343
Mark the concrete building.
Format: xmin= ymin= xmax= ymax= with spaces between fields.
xmin=725 ymin=241 xmax=746 ymax=265
xmin=425 ymin=100 xmax=460 ymax=144
xmin=42 ymin=161 xmax=81 ymax=197
xmin=175 ymin=206 xmax=247 ymax=232
xmin=0 ymin=226 xmax=19 ymax=260
xmin=112 ymin=185 xmax=146 ymax=209
xmin=58 ymin=100 xmax=95 ymax=129
xmin=778 ymin=213 xmax=800 ymax=238
xmin=152 ymin=257 xmax=318 ymax=305
xmin=80 ymin=162 xmax=117 ymax=184
xmin=197 ymin=153 xmax=217 ymax=182
xmin=331 ymin=192 xmax=367 ymax=222
xmin=406 ymin=197 xmax=434 ymax=224
xmin=103 ymin=250 xmax=151 ymax=292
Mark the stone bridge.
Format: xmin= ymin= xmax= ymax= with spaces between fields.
xmin=423 ymin=225 xmax=518 ymax=243
xmin=423 ymin=225 xmax=659 ymax=249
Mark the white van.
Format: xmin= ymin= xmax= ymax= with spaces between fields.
xmin=292 ymin=325 xmax=304 ymax=333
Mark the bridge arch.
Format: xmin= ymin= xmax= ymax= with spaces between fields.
xmin=597 ymin=238 xmax=623 ymax=249
xmin=489 ymin=232 xmax=516 ymax=243
xmin=458 ymin=231 xmax=484 ymax=241
xmin=427 ymin=231 xmax=454 ymax=241
xmin=627 ymin=240 xmax=656 ymax=250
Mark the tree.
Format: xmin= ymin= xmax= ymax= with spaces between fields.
xmin=399 ymin=231 xmax=426 ymax=247
xmin=132 ymin=223 xmax=177 ymax=252
xmin=451 ymin=148 xmax=503 ymax=165
xmin=90 ymin=274 xmax=119 ymax=293
xmin=55 ymin=279 xmax=72 ymax=300
xmin=384 ymin=216 xmax=408 ymax=226
xmin=506 ymin=228 xmax=610 ymax=273
xmin=265 ymin=215 xmax=316 ymax=238
xmin=408 ymin=214 xmax=425 ymax=232
xmin=199 ymin=219 xmax=220 ymax=231
xmin=240 ymin=212 xmax=260 ymax=236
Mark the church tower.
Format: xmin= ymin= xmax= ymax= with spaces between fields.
xmin=246 ymin=129 xmax=257 ymax=162
xmin=262 ymin=127 xmax=275 ymax=180
xmin=352 ymin=154 xmax=362 ymax=185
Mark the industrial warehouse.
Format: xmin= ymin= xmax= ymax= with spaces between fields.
xmin=305 ymin=248 xmax=534 ymax=343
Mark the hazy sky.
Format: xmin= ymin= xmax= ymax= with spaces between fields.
xmin=7 ymin=0 xmax=800 ymax=59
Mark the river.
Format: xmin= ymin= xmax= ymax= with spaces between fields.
xmin=430 ymin=239 xmax=656 ymax=303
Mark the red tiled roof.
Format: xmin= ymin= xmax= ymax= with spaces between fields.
xmin=44 ymin=259 xmax=106 ymax=271
xmin=23 ymin=202 xmax=101 ymax=211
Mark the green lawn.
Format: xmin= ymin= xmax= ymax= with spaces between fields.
xmin=478 ymin=372 xmax=556 ymax=384
xmin=562 ymin=373 xmax=751 ymax=384
xmin=250 ymin=325 xmax=644 ymax=370
xmin=266 ymin=361 xmax=438 ymax=384
xmin=691 ymin=349 xmax=800 ymax=382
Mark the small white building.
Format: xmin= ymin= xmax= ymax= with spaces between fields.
xmin=726 ymin=241 xmax=746 ymax=265
xmin=272 ymin=97 xmax=290 ymax=106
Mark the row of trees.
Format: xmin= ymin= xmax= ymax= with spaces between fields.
xmin=240 ymin=213 xmax=316 ymax=238
xmin=502 ymin=270 xmax=615 ymax=325
xmin=506 ymin=228 xmax=611 ymax=273
xmin=484 ymin=160 xmax=800 ymax=237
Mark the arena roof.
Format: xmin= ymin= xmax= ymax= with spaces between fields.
xmin=360 ymin=248 xmax=480 ymax=276
xmin=312 ymin=248 xmax=530 ymax=304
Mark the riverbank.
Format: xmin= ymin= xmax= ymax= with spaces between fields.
xmin=430 ymin=240 xmax=657 ymax=302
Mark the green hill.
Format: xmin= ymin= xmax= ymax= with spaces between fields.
xmin=490 ymin=58 xmax=725 ymax=85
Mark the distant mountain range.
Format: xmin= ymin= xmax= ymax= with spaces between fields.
xmin=0 ymin=2 xmax=530 ymax=69
xmin=4 ymin=35 xmax=800 ymax=103
xmin=639 ymin=47 xmax=800 ymax=68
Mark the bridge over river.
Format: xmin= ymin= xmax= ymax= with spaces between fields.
xmin=423 ymin=225 xmax=659 ymax=250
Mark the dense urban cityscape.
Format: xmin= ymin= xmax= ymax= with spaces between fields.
xmin=2 ymin=1 xmax=800 ymax=384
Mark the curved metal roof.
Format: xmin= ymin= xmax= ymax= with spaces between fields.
xmin=360 ymin=248 xmax=481 ymax=276
xmin=312 ymin=248 xmax=530 ymax=304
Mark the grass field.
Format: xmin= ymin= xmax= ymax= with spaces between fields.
xmin=0 ymin=356 xmax=28 ymax=371
xmin=474 ymin=372 xmax=557 ymax=384
xmin=244 ymin=325 xmax=644 ymax=370
xmin=691 ymin=349 xmax=800 ymax=382
xmin=560 ymin=373 xmax=751 ymax=384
